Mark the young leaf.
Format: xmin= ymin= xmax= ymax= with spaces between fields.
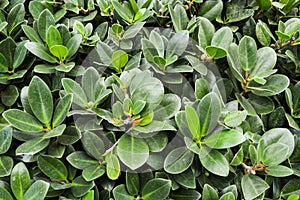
xmin=185 ymin=106 xmax=200 ymax=139
xmin=46 ymin=25 xmax=62 ymax=49
xmin=10 ymin=162 xmax=31 ymax=200
xmin=112 ymin=50 xmax=128 ymax=70
xmin=106 ymin=153 xmax=120 ymax=180
xmin=50 ymin=45 xmax=69 ymax=61
xmin=28 ymin=76 xmax=53 ymax=126
xmin=3 ymin=109 xmax=43 ymax=133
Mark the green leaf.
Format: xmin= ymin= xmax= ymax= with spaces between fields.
xmin=153 ymin=93 xmax=181 ymax=121
xmin=195 ymin=78 xmax=210 ymax=100
xmin=248 ymin=94 xmax=274 ymax=114
xmin=266 ymin=165 xmax=293 ymax=177
xmin=204 ymin=129 xmax=245 ymax=149
xmin=82 ymin=190 xmax=95 ymax=200
xmin=13 ymin=41 xmax=27 ymax=69
xmin=0 ymin=127 xmax=12 ymax=154
xmin=230 ymin=147 xmax=244 ymax=166
xmin=3 ymin=109 xmax=43 ymax=133
xmin=82 ymin=164 xmax=105 ymax=181
xmin=25 ymin=42 xmax=57 ymax=63
xmin=227 ymin=44 xmax=244 ymax=82
xmin=199 ymin=148 xmax=229 ymax=177
xmin=111 ymin=0 xmax=133 ymax=22
xmin=1 ymin=85 xmax=19 ymax=107
xmin=219 ymin=192 xmax=235 ymax=200
xmin=0 ymin=156 xmax=13 ymax=177
xmin=262 ymin=143 xmax=289 ymax=166
xmin=224 ymin=110 xmax=247 ymax=127
xmin=198 ymin=0 xmax=223 ymax=21
xmin=132 ymin=100 xmax=146 ymax=115
xmin=113 ymin=184 xmax=133 ymax=200
xmin=38 ymin=155 xmax=68 ymax=181
xmin=241 ymin=175 xmax=269 ymax=200
xmin=205 ymin=46 xmax=227 ymax=59
xmin=202 ymin=184 xmax=219 ymax=200
xmin=66 ymin=34 xmax=82 ymax=59
xmin=0 ymin=37 xmax=16 ymax=69
xmin=62 ymin=78 xmax=88 ymax=107
xmin=211 ymin=27 xmax=232 ymax=50
xmin=164 ymin=147 xmax=194 ymax=174
xmin=256 ymin=20 xmax=274 ymax=46
xmin=81 ymin=131 xmax=105 ymax=160
xmin=58 ymin=126 xmax=81 ymax=145
xmin=247 ymin=74 xmax=290 ymax=96
xmin=46 ymin=25 xmax=62 ymax=48
xmin=250 ymin=47 xmax=277 ymax=78
xmin=67 ymin=151 xmax=98 ymax=170
xmin=173 ymin=168 xmax=196 ymax=189
xmin=0 ymin=187 xmax=14 ymax=200
xmin=43 ymin=124 xmax=66 ymax=139
xmin=281 ymin=179 xmax=300 ymax=198
xmin=198 ymin=17 xmax=215 ymax=50
xmin=52 ymin=94 xmax=73 ymax=127
xmin=37 ymin=9 xmax=55 ymax=41
xmin=126 ymin=171 xmax=139 ymax=195
xmin=169 ymin=4 xmax=188 ymax=32
xmin=112 ymin=50 xmax=128 ymax=70
xmin=50 ymin=45 xmax=69 ymax=61
xmin=28 ymin=76 xmax=53 ymax=126
xmin=117 ymin=134 xmax=149 ymax=170
xmin=10 ymin=162 xmax=31 ymax=200
xmin=239 ymin=36 xmax=257 ymax=71
xmin=198 ymin=93 xmax=221 ymax=136
xmin=16 ymin=137 xmax=50 ymax=155
xmin=71 ymin=176 xmax=95 ymax=197
xmin=7 ymin=3 xmax=25 ymax=34
xmin=144 ymin=132 xmax=168 ymax=152
xmin=256 ymin=0 xmax=272 ymax=10
xmin=166 ymin=31 xmax=189 ymax=58
xmin=170 ymin=189 xmax=201 ymax=200
xmin=22 ymin=25 xmax=43 ymax=43
xmin=106 ymin=153 xmax=120 ymax=180
xmin=185 ymin=106 xmax=200 ymax=139
xmin=23 ymin=180 xmax=50 ymax=200
xmin=142 ymin=178 xmax=171 ymax=200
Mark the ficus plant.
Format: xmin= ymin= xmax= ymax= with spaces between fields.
xmin=0 ymin=0 xmax=300 ymax=200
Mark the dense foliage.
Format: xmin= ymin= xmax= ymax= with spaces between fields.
xmin=0 ymin=0 xmax=300 ymax=199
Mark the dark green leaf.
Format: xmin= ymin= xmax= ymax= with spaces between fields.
xmin=16 ymin=137 xmax=50 ymax=155
xmin=37 ymin=9 xmax=55 ymax=41
xmin=164 ymin=147 xmax=194 ymax=174
xmin=241 ymin=175 xmax=269 ymax=200
xmin=28 ymin=76 xmax=53 ymax=126
xmin=38 ymin=155 xmax=68 ymax=181
xmin=82 ymin=131 xmax=105 ymax=160
xmin=71 ymin=176 xmax=95 ymax=197
xmin=142 ymin=178 xmax=171 ymax=200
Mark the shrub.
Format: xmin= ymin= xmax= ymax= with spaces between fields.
xmin=0 ymin=0 xmax=300 ymax=199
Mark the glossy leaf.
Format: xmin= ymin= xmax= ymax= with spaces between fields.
xmin=10 ymin=162 xmax=31 ymax=200
xmin=3 ymin=109 xmax=43 ymax=133
xmin=23 ymin=180 xmax=50 ymax=200
xmin=38 ymin=155 xmax=68 ymax=181
xmin=71 ymin=176 xmax=95 ymax=197
xmin=239 ymin=36 xmax=257 ymax=71
xmin=81 ymin=131 xmax=105 ymax=160
xmin=164 ymin=147 xmax=194 ymax=174
xmin=241 ymin=175 xmax=269 ymax=200
xmin=28 ymin=76 xmax=53 ymax=126
xmin=117 ymin=134 xmax=149 ymax=170
xmin=0 ymin=156 xmax=13 ymax=177
xmin=0 ymin=127 xmax=12 ymax=154
xmin=142 ymin=178 xmax=171 ymax=200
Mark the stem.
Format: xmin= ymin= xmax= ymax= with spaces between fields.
xmin=102 ymin=139 xmax=120 ymax=157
